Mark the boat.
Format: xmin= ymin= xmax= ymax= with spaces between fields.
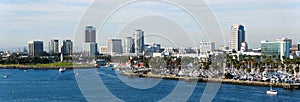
xmin=96 ymin=59 xmax=106 ymax=68
xmin=59 ymin=68 xmax=66 ymax=73
xmin=266 ymin=79 xmax=277 ymax=95
xmin=1 ymin=75 xmax=8 ymax=78
xmin=266 ymin=89 xmax=277 ymax=95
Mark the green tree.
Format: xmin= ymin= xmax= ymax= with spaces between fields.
xmin=295 ymin=66 xmax=300 ymax=74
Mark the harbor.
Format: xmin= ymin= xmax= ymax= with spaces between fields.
xmin=1 ymin=68 xmax=300 ymax=101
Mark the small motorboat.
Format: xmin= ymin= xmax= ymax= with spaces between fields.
xmin=1 ymin=75 xmax=8 ymax=78
xmin=59 ymin=68 xmax=66 ymax=73
xmin=266 ymin=89 xmax=277 ymax=95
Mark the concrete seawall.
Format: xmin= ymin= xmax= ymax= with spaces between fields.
xmin=120 ymin=72 xmax=298 ymax=89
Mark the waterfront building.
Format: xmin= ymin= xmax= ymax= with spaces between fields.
xmin=219 ymin=45 xmax=229 ymax=51
xmin=199 ymin=41 xmax=215 ymax=55
xmin=241 ymin=41 xmax=248 ymax=52
xmin=99 ymin=46 xmax=109 ymax=54
xmin=24 ymin=47 xmax=28 ymax=55
xmin=62 ymin=40 xmax=73 ymax=56
xmin=275 ymin=38 xmax=292 ymax=59
xmin=49 ymin=39 xmax=59 ymax=55
xmin=261 ymin=40 xmax=280 ymax=57
xmin=83 ymin=42 xmax=98 ymax=56
xmin=178 ymin=47 xmax=187 ymax=54
xmin=144 ymin=43 xmax=161 ymax=53
xmin=107 ymin=38 xmax=123 ymax=55
xmin=290 ymin=44 xmax=299 ymax=53
xmin=230 ymin=24 xmax=245 ymax=51
xmin=85 ymin=26 xmax=96 ymax=43
xmin=134 ymin=29 xmax=144 ymax=55
xmin=123 ymin=37 xmax=135 ymax=54
xmin=28 ymin=41 xmax=44 ymax=56
xmin=163 ymin=47 xmax=175 ymax=55
xmin=190 ymin=47 xmax=199 ymax=54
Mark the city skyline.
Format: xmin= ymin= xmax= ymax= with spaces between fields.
xmin=0 ymin=0 xmax=299 ymax=50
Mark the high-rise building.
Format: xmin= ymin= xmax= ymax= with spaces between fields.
xmin=83 ymin=26 xmax=98 ymax=56
xmin=107 ymin=38 xmax=123 ymax=55
xmin=134 ymin=29 xmax=144 ymax=54
xmin=62 ymin=40 xmax=73 ymax=56
xmin=298 ymin=44 xmax=300 ymax=51
xmin=49 ymin=39 xmax=59 ymax=55
xmin=83 ymin=42 xmax=98 ymax=56
xmin=199 ymin=41 xmax=215 ymax=55
xmin=28 ymin=41 xmax=44 ymax=56
xmin=276 ymin=38 xmax=292 ymax=59
xmin=85 ymin=26 xmax=96 ymax=43
xmin=123 ymin=37 xmax=135 ymax=54
xmin=230 ymin=24 xmax=245 ymax=51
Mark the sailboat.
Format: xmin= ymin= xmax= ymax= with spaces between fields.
xmin=266 ymin=79 xmax=277 ymax=95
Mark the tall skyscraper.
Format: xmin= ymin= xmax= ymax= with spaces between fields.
xmin=49 ymin=39 xmax=59 ymax=55
xmin=28 ymin=41 xmax=44 ymax=56
xmin=229 ymin=24 xmax=245 ymax=51
xmin=134 ymin=29 xmax=144 ymax=54
xmin=83 ymin=26 xmax=98 ymax=57
xmin=85 ymin=26 xmax=96 ymax=43
xmin=62 ymin=40 xmax=73 ymax=56
xmin=107 ymin=38 xmax=123 ymax=55
xmin=123 ymin=37 xmax=135 ymax=54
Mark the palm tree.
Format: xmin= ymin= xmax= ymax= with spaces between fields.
xmin=295 ymin=66 xmax=299 ymax=77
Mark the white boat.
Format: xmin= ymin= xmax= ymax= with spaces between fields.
xmin=266 ymin=79 xmax=277 ymax=95
xmin=266 ymin=89 xmax=277 ymax=95
xmin=59 ymin=68 xmax=66 ymax=73
xmin=1 ymin=75 xmax=7 ymax=78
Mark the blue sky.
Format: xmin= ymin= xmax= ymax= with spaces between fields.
xmin=0 ymin=0 xmax=299 ymax=51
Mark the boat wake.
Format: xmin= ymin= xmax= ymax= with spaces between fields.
xmin=0 ymin=75 xmax=8 ymax=78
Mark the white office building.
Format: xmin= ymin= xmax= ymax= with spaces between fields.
xmin=199 ymin=41 xmax=215 ymax=55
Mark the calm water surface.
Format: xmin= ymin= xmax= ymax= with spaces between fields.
xmin=0 ymin=68 xmax=299 ymax=102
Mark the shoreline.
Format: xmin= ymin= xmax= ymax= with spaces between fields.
xmin=120 ymin=72 xmax=299 ymax=90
